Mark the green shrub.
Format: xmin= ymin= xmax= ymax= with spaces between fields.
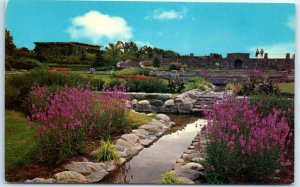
xmin=160 ymin=172 xmax=181 ymax=184
xmin=113 ymin=69 xmax=150 ymax=77
xmin=250 ymin=94 xmax=294 ymax=128
xmin=167 ymin=79 xmax=184 ymax=93
xmin=5 ymin=69 xmax=105 ymax=112
xmin=5 ymin=83 xmax=20 ymax=109
xmin=96 ymin=140 xmax=119 ymax=162
xmin=14 ymin=57 xmax=43 ymax=70
xmin=104 ymin=79 xmax=125 ymax=89
xmin=184 ymin=77 xmax=214 ymax=92
xmin=95 ymin=66 xmax=123 ymax=71
xmin=126 ymin=78 xmax=168 ymax=93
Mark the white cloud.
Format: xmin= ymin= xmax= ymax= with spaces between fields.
xmin=145 ymin=7 xmax=187 ymax=20
xmin=249 ymin=42 xmax=295 ymax=58
xmin=68 ymin=10 xmax=133 ymax=44
xmin=135 ymin=41 xmax=153 ymax=47
xmin=286 ymin=16 xmax=295 ymax=30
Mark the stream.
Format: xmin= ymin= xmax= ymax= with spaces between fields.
xmin=101 ymin=115 xmax=201 ymax=184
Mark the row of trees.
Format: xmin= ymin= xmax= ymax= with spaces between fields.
xmin=99 ymin=41 xmax=179 ymax=67
xmin=5 ymin=29 xmax=179 ymax=68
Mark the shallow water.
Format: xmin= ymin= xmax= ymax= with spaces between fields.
xmin=101 ymin=115 xmax=201 ymax=184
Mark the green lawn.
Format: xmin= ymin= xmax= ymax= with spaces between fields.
xmin=128 ymin=111 xmax=154 ymax=129
xmin=276 ymin=82 xmax=294 ymax=94
xmin=74 ymin=72 xmax=120 ymax=84
xmin=5 ymin=110 xmax=36 ymax=175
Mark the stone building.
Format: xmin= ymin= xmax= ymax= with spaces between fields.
xmin=161 ymin=52 xmax=295 ymax=71
xmin=34 ymin=42 xmax=101 ymax=64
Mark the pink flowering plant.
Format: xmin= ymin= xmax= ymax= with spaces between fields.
xmin=28 ymin=85 xmax=131 ymax=163
xmin=92 ymin=86 xmax=130 ymax=139
xmin=204 ymin=93 xmax=292 ymax=183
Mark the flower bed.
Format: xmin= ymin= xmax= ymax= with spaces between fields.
xmin=204 ymin=94 xmax=292 ymax=183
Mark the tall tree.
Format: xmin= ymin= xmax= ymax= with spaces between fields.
xmin=5 ymin=29 xmax=16 ymax=56
xmin=93 ymin=49 xmax=104 ymax=67
xmin=152 ymin=55 xmax=161 ymax=68
xmin=103 ymin=43 xmax=122 ymax=66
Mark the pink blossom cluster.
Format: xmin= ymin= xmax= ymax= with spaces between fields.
xmin=28 ymin=86 xmax=94 ymax=142
xmin=205 ymin=93 xmax=292 ymax=165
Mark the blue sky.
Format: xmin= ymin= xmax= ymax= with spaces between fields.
xmin=6 ymin=0 xmax=295 ymax=56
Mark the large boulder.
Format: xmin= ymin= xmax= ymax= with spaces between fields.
xmin=156 ymin=114 xmax=171 ymax=124
xmin=85 ymin=170 xmax=109 ymax=183
xmin=139 ymin=124 xmax=160 ymax=133
xmin=121 ymin=134 xmax=140 ymax=144
xmin=175 ymin=168 xmax=202 ymax=180
xmin=164 ymin=99 xmax=175 ymax=107
xmin=53 ymin=171 xmax=87 ymax=183
xmin=138 ymin=100 xmax=150 ymax=105
xmin=181 ymin=162 xmax=204 ymax=171
xmin=132 ymin=99 xmax=138 ymax=106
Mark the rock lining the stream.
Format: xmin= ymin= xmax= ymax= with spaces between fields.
xmin=24 ymin=113 xmax=175 ymax=184
xmin=168 ymin=119 xmax=208 ymax=184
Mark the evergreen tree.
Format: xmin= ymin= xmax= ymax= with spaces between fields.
xmin=152 ymin=55 xmax=161 ymax=68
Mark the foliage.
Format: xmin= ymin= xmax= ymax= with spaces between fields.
xmin=5 ymin=29 xmax=16 ymax=56
xmin=113 ymin=69 xmax=150 ymax=77
xmin=28 ymin=86 xmax=94 ymax=164
xmin=95 ymin=140 xmax=119 ymax=162
xmin=104 ymin=79 xmax=126 ymax=89
xmin=184 ymin=77 xmax=214 ymax=92
xmin=160 ymin=172 xmax=181 ymax=184
xmin=128 ymin=111 xmax=153 ymax=129
xmin=257 ymin=80 xmax=279 ymax=95
xmin=169 ymin=63 xmax=181 ymax=71
xmin=6 ymin=57 xmax=43 ymax=70
xmin=5 ymin=69 xmax=104 ymax=112
xmin=126 ymin=77 xmax=168 ymax=93
xmin=225 ymin=82 xmax=243 ymax=95
xmin=250 ymin=94 xmax=294 ymax=129
xmin=95 ymin=66 xmax=123 ymax=71
xmin=92 ymin=87 xmax=130 ymax=139
xmin=231 ymin=80 xmax=280 ymax=96
xmin=152 ymin=55 xmax=161 ymax=68
xmin=167 ymin=79 xmax=185 ymax=93
xmin=5 ymin=110 xmax=36 ymax=176
xmin=204 ymin=94 xmax=292 ymax=183
xmin=92 ymin=50 xmax=104 ymax=67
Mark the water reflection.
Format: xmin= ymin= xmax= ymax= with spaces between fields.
xmin=101 ymin=115 xmax=202 ymax=184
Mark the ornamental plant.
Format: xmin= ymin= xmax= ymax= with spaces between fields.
xmin=93 ymin=86 xmax=130 ymax=139
xmin=204 ymin=93 xmax=292 ymax=183
xmin=28 ymin=86 xmax=95 ymax=164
